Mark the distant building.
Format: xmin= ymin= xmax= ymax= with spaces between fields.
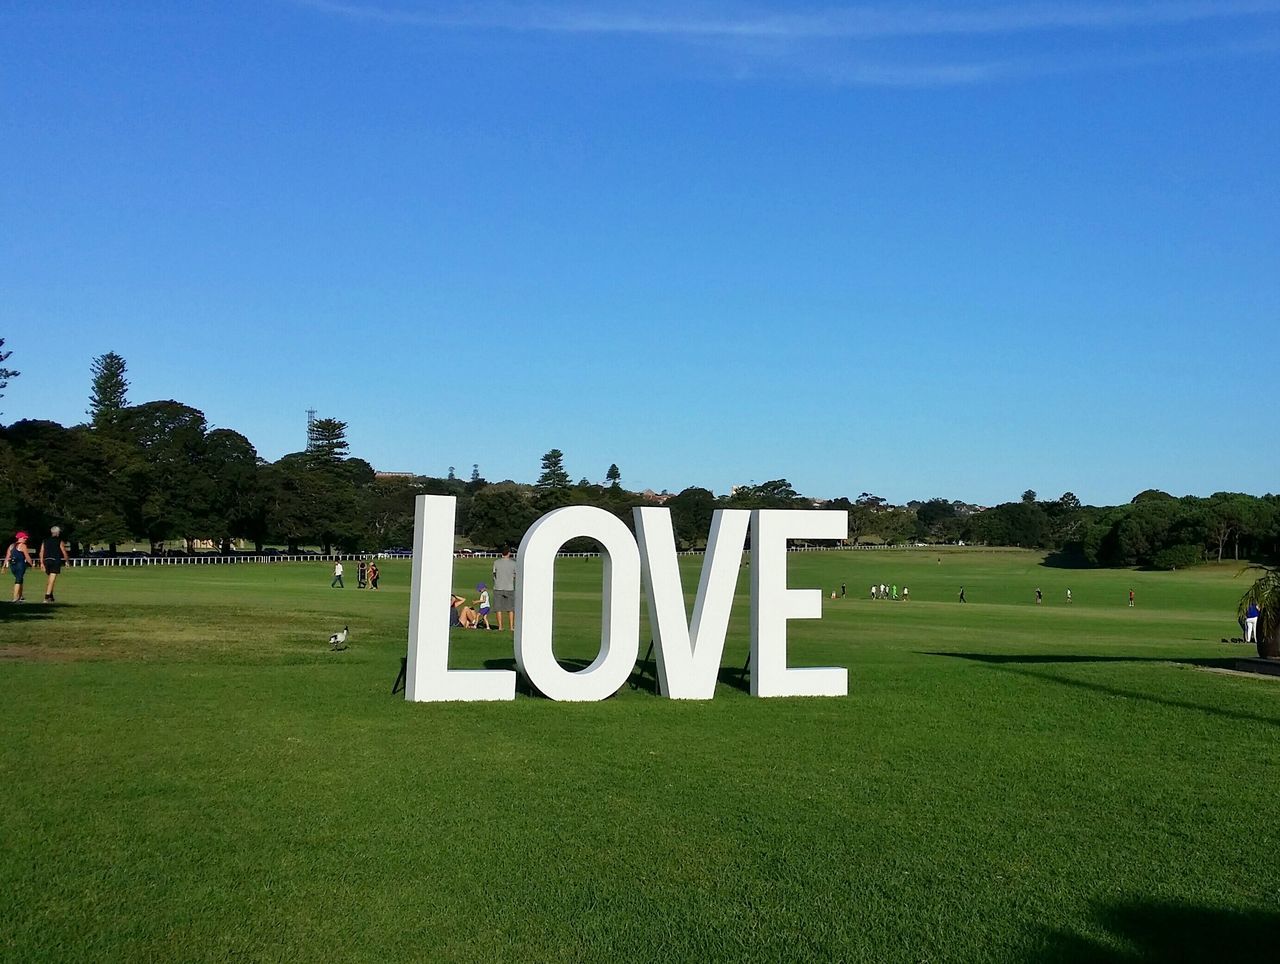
xmin=375 ymin=471 xmax=414 ymax=480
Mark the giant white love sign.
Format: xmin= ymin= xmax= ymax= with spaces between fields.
xmin=405 ymin=495 xmax=848 ymax=702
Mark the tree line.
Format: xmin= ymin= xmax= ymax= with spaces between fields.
xmin=0 ymin=347 xmax=1276 ymax=566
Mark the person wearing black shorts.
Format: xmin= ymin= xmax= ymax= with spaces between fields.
xmin=40 ymin=526 xmax=70 ymax=602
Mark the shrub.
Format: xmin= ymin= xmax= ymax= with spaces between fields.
xmin=1151 ymin=544 xmax=1203 ymax=570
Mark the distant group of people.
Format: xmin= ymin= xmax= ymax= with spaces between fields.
xmin=3 ymin=527 xmax=70 ymax=603
xmin=867 ymin=582 xmax=908 ymax=601
xmin=838 ymin=583 xmax=1141 ymax=606
xmin=329 ymin=559 xmax=379 ymax=590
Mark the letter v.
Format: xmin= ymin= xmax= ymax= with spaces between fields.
xmin=633 ymin=508 xmax=750 ymax=699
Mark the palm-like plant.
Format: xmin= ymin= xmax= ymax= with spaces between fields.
xmin=1238 ymin=565 xmax=1280 ymax=659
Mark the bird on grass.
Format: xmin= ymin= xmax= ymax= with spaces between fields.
xmin=329 ymin=626 xmax=349 ymax=651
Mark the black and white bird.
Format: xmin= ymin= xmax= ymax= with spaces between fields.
xmin=329 ymin=626 xmax=349 ymax=651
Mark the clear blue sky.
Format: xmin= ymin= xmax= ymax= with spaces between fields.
xmin=3 ymin=1 xmax=1277 ymax=506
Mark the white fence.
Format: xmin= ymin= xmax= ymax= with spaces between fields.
xmin=65 ymin=543 xmax=950 ymax=567
xmin=69 ymin=553 xmax=378 ymax=568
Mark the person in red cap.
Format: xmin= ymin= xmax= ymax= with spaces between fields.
xmin=3 ymin=531 xmax=34 ymax=602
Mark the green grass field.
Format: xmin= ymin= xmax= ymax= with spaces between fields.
xmin=2 ymin=550 xmax=1277 ymax=962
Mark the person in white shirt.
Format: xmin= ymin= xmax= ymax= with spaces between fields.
xmin=331 ymin=561 xmax=344 ymax=588
xmin=473 ymin=583 xmax=492 ymax=630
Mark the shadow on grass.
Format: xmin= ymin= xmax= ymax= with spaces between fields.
xmin=1025 ymin=899 xmax=1280 ymax=963
xmin=923 ymin=652 xmax=1279 ymax=729
xmin=1038 ymin=548 xmax=1092 ymax=569
xmin=921 ymin=652 xmax=1234 ymax=668
xmin=717 ymin=663 xmax=751 ymax=694
xmin=483 ymin=656 xmax=633 ymax=699
xmin=0 ymin=602 xmax=58 ymax=624
xmin=479 ymin=656 xmax=754 ymax=697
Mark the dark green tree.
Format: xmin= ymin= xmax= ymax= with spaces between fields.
xmin=204 ymin=429 xmax=262 ymax=552
xmin=467 ymin=486 xmax=538 ymax=548
xmin=536 ymin=449 xmax=570 ymax=489
xmin=729 ymin=479 xmax=804 ymax=508
xmin=306 ymin=417 xmax=350 ymax=464
xmin=915 ymin=498 xmax=959 ymax=541
xmin=606 ymin=463 xmax=621 ymax=488
xmin=848 ymin=493 xmax=886 ymax=545
xmin=366 ymin=476 xmax=422 ymax=549
xmin=667 ymin=486 xmax=718 ymax=548
xmin=119 ymin=401 xmax=214 ymax=552
xmin=88 ymin=351 xmax=129 ymax=428
xmin=0 ymin=337 xmax=16 ymax=410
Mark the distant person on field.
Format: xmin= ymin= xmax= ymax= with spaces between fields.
xmin=368 ymin=562 xmax=380 ymax=590
xmin=869 ymin=584 xmax=876 ymax=600
xmin=357 ymin=559 xmax=367 ymax=589
xmin=1244 ymin=601 xmax=1261 ymax=645
xmin=492 ymin=547 xmax=517 ymax=631
xmin=331 ymin=561 xmax=344 ymax=588
xmin=959 ymin=586 xmax=966 ymax=603
xmin=1128 ymin=589 xmax=1135 ymax=608
xmin=1066 ymin=588 xmax=1072 ymax=604
xmin=892 ymin=584 xmax=899 ymax=600
xmin=902 ymin=587 xmax=909 ymax=602
xmin=4 ymin=531 xmax=34 ymax=603
xmin=474 ymin=583 xmax=491 ymax=630
xmin=1035 ymin=588 xmax=1043 ymax=605
xmin=840 ymin=582 xmax=846 ymax=598
xmin=40 ymin=526 xmax=70 ymax=603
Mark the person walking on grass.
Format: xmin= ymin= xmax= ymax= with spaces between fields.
xmin=1129 ymin=588 xmax=1135 ymax=608
xmin=4 ymin=531 xmax=34 ymax=603
xmin=1035 ymin=588 xmax=1043 ymax=605
xmin=331 ymin=561 xmax=344 ymax=588
xmin=40 ymin=526 xmax=70 ymax=603
xmin=368 ymin=562 xmax=380 ymax=590
xmin=357 ymin=559 xmax=367 ymax=589
xmin=1244 ymin=601 xmax=1261 ymax=645
xmin=959 ymin=586 xmax=966 ymax=603
xmin=1066 ymin=588 xmax=1072 ymax=604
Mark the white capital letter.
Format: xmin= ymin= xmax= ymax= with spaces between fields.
xmin=634 ymin=507 xmax=749 ymax=699
xmin=750 ymin=509 xmax=849 ymax=698
xmin=406 ymin=495 xmax=516 ymax=702
xmin=515 ymin=506 xmax=641 ymax=702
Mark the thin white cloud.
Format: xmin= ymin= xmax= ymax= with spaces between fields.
xmin=292 ymin=0 xmax=1280 ymax=40
xmin=289 ymin=1 xmax=1280 ymax=86
xmin=803 ymin=32 xmax=1280 ymax=87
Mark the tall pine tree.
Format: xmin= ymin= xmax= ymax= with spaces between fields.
xmin=536 ymin=449 xmax=570 ymax=489
xmin=88 ymin=352 xmax=129 ymax=428
xmin=306 ymin=417 xmax=350 ymax=464
xmin=0 ymin=337 xmax=19 ymax=411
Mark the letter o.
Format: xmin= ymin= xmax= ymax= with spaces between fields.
xmin=514 ymin=506 xmax=641 ymax=701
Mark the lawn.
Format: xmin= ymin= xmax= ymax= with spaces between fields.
xmin=2 ymin=549 xmax=1277 ymax=962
